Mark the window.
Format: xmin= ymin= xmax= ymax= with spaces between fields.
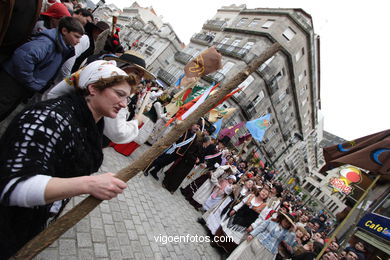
xmin=253 ymin=90 xmax=265 ymax=107
xmin=282 ymin=27 xmax=296 ymax=41
xmin=249 ymin=19 xmax=261 ymax=27
xmin=237 ymin=18 xmax=248 ymax=27
xmin=217 ymin=37 xmax=230 ymax=48
xmin=259 ymin=55 xmax=275 ymax=71
xmin=298 ymin=71 xmax=306 ymax=82
xmin=281 ymin=103 xmax=289 ymax=113
xmin=275 ymin=69 xmax=284 ymax=81
xmin=219 ymin=61 xmax=235 ymax=75
xmin=238 ymin=41 xmax=254 ymax=55
xmin=236 ymin=75 xmax=254 ymax=93
xmin=374 ymin=193 xmax=390 ymax=218
xmin=185 ymin=47 xmax=200 ymax=57
xmin=262 ymin=19 xmax=275 ymax=29
xmin=278 ymin=91 xmax=286 ymax=102
xmin=295 ymin=47 xmax=305 ymax=61
xmin=227 ymin=39 xmax=241 ymax=52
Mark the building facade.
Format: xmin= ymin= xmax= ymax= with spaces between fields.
xmin=93 ymin=2 xmax=184 ymax=79
xmin=168 ymin=4 xmax=322 ymax=186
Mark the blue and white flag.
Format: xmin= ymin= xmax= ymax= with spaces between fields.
xmin=245 ymin=114 xmax=271 ymax=141
xmin=211 ymin=119 xmax=223 ymax=139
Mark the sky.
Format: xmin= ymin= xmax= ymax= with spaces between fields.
xmin=95 ymin=0 xmax=389 ymax=140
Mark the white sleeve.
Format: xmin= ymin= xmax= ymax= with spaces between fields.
xmin=103 ymin=108 xmax=139 ymax=144
xmin=233 ymin=199 xmax=245 ymax=211
xmin=42 ymin=79 xmax=73 ymax=101
xmin=154 ymin=102 xmax=164 ymax=119
xmin=251 ymin=215 xmax=264 ymax=229
xmin=0 ymin=175 xmax=52 ymax=207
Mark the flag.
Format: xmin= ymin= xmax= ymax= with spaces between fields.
xmin=219 ymin=122 xmax=245 ymax=140
xmin=175 ymin=74 xmax=185 ymax=87
xmin=210 ymin=119 xmax=223 ymax=139
xmin=165 ymin=83 xmax=220 ymax=125
xmin=236 ymin=133 xmax=252 ymax=146
xmin=184 ymin=85 xmax=210 ymax=104
xmin=245 ymin=114 xmax=271 ymax=142
xmin=208 ymin=107 xmax=237 ymax=123
xmin=320 ymin=129 xmax=390 ymax=175
xmin=184 ymin=46 xmax=222 ymax=78
xmin=179 ymin=83 xmax=214 ymax=120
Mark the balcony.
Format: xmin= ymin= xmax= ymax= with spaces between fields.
xmin=190 ymin=33 xmax=214 ymax=45
xmin=145 ymin=46 xmax=155 ymax=56
xmin=203 ymin=19 xmax=227 ymax=31
xmin=232 ymin=92 xmax=247 ymax=103
xmin=157 ymin=69 xmax=177 ymax=86
xmin=214 ymin=42 xmax=250 ymax=59
xmin=201 ymin=71 xmax=225 ymax=83
xmin=257 ymin=65 xmax=278 ymax=83
xmin=131 ymin=22 xmax=143 ymax=30
xmin=174 ymin=51 xmax=193 ymax=64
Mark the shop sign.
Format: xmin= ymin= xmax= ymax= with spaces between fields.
xmin=358 ymin=213 xmax=390 ymax=241
xmin=328 ymin=166 xmax=361 ymax=195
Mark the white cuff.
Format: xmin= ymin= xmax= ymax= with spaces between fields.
xmin=1 ymin=175 xmax=52 ymax=207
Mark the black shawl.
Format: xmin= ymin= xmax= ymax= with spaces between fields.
xmin=0 ymin=93 xmax=104 ymax=259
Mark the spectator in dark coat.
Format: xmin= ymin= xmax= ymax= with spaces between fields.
xmin=0 ymin=17 xmax=84 ymax=122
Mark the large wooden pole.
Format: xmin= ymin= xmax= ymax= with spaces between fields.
xmin=315 ymin=174 xmax=382 ymax=260
xmin=11 ymin=42 xmax=282 ymax=260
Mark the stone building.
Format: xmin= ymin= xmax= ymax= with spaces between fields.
xmin=169 ymin=4 xmax=322 ymax=184
xmin=94 ymin=2 xmax=184 ymax=81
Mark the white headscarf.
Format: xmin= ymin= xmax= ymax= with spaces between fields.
xmin=43 ymin=60 xmax=128 ymax=100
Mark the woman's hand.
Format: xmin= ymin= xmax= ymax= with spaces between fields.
xmin=45 ymin=173 xmax=127 ymax=203
xmin=229 ymin=210 xmax=236 ymax=216
xmin=86 ymin=173 xmax=127 ymax=200
xmin=247 ymin=235 xmax=254 ymax=241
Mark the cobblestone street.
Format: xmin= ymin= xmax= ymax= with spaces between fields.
xmin=34 ymin=146 xmax=221 ymax=260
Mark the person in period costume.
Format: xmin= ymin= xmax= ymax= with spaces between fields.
xmin=202 ymin=175 xmax=236 ymax=211
xmin=191 ymin=165 xmax=237 ymax=210
xmin=162 ymin=135 xmax=212 ymax=194
xmin=213 ymin=187 xmax=270 ymax=254
xmin=44 ymin=51 xmax=153 ymax=146
xmin=205 ymin=178 xmax=255 ymax=233
xmin=0 ymin=62 xmax=133 ymax=259
xmin=227 ymin=212 xmax=296 ymax=260
xmin=110 ymin=92 xmax=171 ymax=156
xmin=144 ymin=121 xmax=202 ymax=181
xmin=179 ymin=139 xmax=223 ymax=189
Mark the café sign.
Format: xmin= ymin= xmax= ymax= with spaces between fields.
xmin=358 ymin=213 xmax=390 ymax=241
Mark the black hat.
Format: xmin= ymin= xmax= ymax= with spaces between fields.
xmin=105 ymin=50 xmax=155 ymax=80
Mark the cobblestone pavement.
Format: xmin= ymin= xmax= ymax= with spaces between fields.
xmin=34 ymin=145 xmax=221 ymax=260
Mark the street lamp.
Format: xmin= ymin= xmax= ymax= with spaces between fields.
xmin=269 ymin=132 xmax=303 ymax=167
xmin=92 ymin=0 xmax=105 ymax=13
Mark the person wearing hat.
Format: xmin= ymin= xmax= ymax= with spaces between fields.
xmin=227 ymin=211 xmax=296 ymax=260
xmin=32 ymin=2 xmax=71 ymax=34
xmin=0 ymin=60 xmax=133 ymax=259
